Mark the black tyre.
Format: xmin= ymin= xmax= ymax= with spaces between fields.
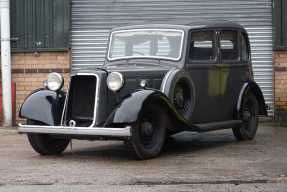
xmin=27 ymin=120 xmax=70 ymax=155
xmin=232 ymin=92 xmax=259 ymax=140
xmin=128 ymin=103 xmax=167 ymax=160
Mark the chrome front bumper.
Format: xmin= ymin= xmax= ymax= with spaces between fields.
xmin=18 ymin=124 xmax=131 ymax=137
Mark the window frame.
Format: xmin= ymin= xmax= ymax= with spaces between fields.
xmin=107 ymin=29 xmax=185 ymax=62
xmin=218 ymin=30 xmax=240 ymax=64
xmin=240 ymin=32 xmax=251 ymax=63
xmin=187 ymin=29 xmax=218 ymax=64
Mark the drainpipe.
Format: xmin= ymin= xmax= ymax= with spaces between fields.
xmin=0 ymin=0 xmax=12 ymax=127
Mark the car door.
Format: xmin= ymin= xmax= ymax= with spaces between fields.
xmin=186 ymin=29 xmax=224 ymax=123
xmin=218 ymin=30 xmax=248 ymax=120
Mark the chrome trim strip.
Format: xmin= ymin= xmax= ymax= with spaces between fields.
xmin=237 ymin=82 xmax=249 ymax=111
xmin=160 ymin=69 xmax=180 ymax=94
xmin=107 ymin=29 xmax=185 ymax=62
xmin=18 ymin=124 xmax=131 ymax=137
xmin=61 ymin=73 xmax=100 ymax=128
xmin=60 ymin=83 xmax=70 ymax=126
xmin=160 ymin=70 xmax=174 ymax=94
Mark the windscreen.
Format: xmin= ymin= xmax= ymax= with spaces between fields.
xmin=108 ymin=29 xmax=184 ymax=61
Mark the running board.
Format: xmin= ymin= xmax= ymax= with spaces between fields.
xmin=194 ymin=120 xmax=242 ymax=132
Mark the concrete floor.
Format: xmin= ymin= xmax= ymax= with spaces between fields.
xmin=0 ymin=123 xmax=287 ymax=191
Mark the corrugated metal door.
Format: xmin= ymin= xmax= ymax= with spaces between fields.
xmin=71 ymin=0 xmax=274 ymax=115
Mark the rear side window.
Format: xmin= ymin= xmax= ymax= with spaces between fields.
xmin=189 ymin=31 xmax=215 ymax=61
xmin=220 ymin=31 xmax=239 ymax=61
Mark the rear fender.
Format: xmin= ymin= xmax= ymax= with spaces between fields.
xmin=237 ymin=81 xmax=268 ymax=116
xmin=19 ymin=89 xmax=66 ymax=125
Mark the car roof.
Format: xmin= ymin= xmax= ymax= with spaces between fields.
xmin=111 ymin=20 xmax=247 ymax=33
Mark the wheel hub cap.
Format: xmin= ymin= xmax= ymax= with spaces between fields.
xmin=174 ymin=92 xmax=184 ymax=109
xmin=141 ymin=121 xmax=154 ymax=136
xmin=243 ymin=110 xmax=251 ymax=121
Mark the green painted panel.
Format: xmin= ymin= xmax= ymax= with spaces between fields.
xmin=273 ymin=0 xmax=282 ymax=49
xmin=273 ymin=0 xmax=287 ymax=49
xmin=282 ymin=0 xmax=287 ymax=47
xmin=10 ymin=0 xmax=70 ymax=51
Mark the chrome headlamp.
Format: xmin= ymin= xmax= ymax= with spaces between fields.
xmin=44 ymin=72 xmax=64 ymax=91
xmin=107 ymin=72 xmax=124 ymax=92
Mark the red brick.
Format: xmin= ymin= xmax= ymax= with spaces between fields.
xmin=275 ymin=50 xmax=287 ymax=112
xmin=3 ymin=51 xmax=71 ymax=123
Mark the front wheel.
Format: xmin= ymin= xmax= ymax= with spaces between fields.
xmin=127 ymin=103 xmax=167 ymax=160
xmin=27 ymin=120 xmax=70 ymax=155
xmin=232 ymin=92 xmax=259 ymax=140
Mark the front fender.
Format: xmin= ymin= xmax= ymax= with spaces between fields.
xmin=19 ymin=89 xmax=66 ymax=125
xmin=107 ymin=89 xmax=199 ymax=131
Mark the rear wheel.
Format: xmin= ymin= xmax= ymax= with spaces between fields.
xmin=27 ymin=120 xmax=70 ymax=155
xmin=128 ymin=103 xmax=167 ymax=160
xmin=232 ymin=92 xmax=259 ymax=140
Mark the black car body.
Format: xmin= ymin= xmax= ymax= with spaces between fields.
xmin=18 ymin=22 xmax=267 ymax=159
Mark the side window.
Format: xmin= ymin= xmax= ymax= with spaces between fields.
xmin=189 ymin=31 xmax=215 ymax=62
xmin=241 ymin=33 xmax=249 ymax=62
xmin=220 ymin=31 xmax=239 ymax=61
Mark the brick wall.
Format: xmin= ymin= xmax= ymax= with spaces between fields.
xmin=0 ymin=52 xmax=71 ymax=124
xmin=274 ymin=51 xmax=287 ymax=122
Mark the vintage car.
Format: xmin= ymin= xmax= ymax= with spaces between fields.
xmin=18 ymin=22 xmax=268 ymax=159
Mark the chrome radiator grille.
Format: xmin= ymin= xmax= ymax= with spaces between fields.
xmin=62 ymin=75 xmax=98 ymax=127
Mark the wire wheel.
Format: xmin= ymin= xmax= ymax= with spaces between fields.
xmin=173 ymin=80 xmax=193 ymax=119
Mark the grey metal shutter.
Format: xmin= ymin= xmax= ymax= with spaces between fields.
xmin=71 ymin=0 xmax=274 ymax=115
